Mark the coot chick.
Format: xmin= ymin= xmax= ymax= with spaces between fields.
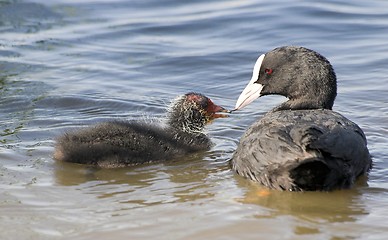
xmin=54 ymin=92 xmax=229 ymax=168
xmin=231 ymin=46 xmax=372 ymax=191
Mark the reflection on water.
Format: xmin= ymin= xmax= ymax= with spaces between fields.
xmin=236 ymin=176 xmax=369 ymax=223
xmin=1 ymin=0 xmax=388 ymax=239
xmin=54 ymin=153 xmax=229 ymax=206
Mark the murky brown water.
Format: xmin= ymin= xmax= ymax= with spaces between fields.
xmin=1 ymin=0 xmax=388 ymax=239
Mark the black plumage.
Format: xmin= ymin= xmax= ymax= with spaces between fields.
xmin=231 ymin=46 xmax=372 ymax=191
xmin=54 ymin=92 xmax=228 ymax=168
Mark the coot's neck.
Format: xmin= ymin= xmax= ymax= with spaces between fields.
xmin=272 ymin=75 xmax=337 ymax=112
xmin=272 ymin=98 xmax=334 ymax=112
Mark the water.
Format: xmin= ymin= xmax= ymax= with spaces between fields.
xmin=1 ymin=0 xmax=388 ymax=239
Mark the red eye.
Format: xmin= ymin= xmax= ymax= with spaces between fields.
xmin=264 ymin=68 xmax=273 ymax=75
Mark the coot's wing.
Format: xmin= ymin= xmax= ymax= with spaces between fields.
xmin=231 ymin=110 xmax=371 ymax=191
xmin=231 ymin=112 xmax=320 ymax=190
xmin=308 ymin=116 xmax=372 ymax=179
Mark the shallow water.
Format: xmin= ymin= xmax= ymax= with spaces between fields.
xmin=1 ymin=0 xmax=388 ymax=239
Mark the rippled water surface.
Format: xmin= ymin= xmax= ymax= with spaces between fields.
xmin=1 ymin=0 xmax=388 ymax=239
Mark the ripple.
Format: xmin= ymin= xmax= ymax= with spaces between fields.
xmin=1 ymin=0 xmax=388 ymax=239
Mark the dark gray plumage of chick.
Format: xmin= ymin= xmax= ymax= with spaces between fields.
xmin=54 ymin=92 xmax=229 ymax=168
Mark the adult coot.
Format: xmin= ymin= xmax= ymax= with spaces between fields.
xmin=54 ymin=92 xmax=229 ymax=168
xmin=231 ymin=46 xmax=372 ymax=191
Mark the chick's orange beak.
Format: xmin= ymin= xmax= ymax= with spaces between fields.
xmin=207 ymin=101 xmax=230 ymax=119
